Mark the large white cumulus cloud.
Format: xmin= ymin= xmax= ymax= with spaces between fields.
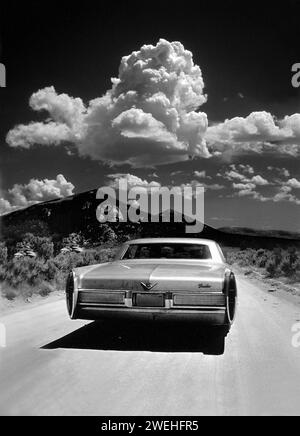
xmin=6 ymin=39 xmax=209 ymax=167
xmin=0 ymin=174 xmax=75 ymax=215
xmin=7 ymin=39 xmax=300 ymax=165
xmin=206 ymin=111 xmax=300 ymax=157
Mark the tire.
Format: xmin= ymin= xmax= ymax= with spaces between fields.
xmin=226 ymin=273 xmax=237 ymax=325
xmin=66 ymin=273 xmax=75 ymax=317
xmin=204 ymin=327 xmax=226 ymax=355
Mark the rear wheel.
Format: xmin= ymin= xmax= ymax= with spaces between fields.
xmin=226 ymin=273 xmax=237 ymax=325
xmin=66 ymin=273 xmax=75 ymax=317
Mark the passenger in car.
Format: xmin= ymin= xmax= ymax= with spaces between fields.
xmin=139 ymin=247 xmax=151 ymax=259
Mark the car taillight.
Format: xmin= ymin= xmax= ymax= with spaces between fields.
xmin=173 ymin=293 xmax=225 ymax=307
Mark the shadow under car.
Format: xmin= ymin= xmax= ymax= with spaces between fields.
xmin=42 ymin=320 xmax=228 ymax=355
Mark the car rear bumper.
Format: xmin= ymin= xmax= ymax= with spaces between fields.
xmin=74 ymin=305 xmax=227 ymax=325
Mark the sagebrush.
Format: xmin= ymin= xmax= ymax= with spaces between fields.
xmin=226 ymin=247 xmax=300 ymax=282
xmin=0 ymin=233 xmax=118 ymax=300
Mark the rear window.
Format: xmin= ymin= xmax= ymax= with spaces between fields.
xmin=122 ymin=243 xmax=212 ymax=260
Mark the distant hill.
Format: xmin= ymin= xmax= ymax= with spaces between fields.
xmin=1 ymin=189 xmax=299 ymax=249
xmin=219 ymin=227 xmax=300 ymax=241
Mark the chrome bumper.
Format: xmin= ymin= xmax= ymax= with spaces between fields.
xmin=74 ymin=305 xmax=227 ymax=325
xmin=70 ymin=287 xmax=228 ymax=325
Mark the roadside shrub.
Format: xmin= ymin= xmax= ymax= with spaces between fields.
xmin=1 ymin=280 xmax=56 ymax=299
xmin=1 ymin=285 xmax=19 ymax=300
xmin=253 ymin=249 xmax=270 ymax=268
xmin=38 ymin=281 xmax=56 ymax=297
xmin=93 ymin=247 xmax=118 ymax=263
xmin=280 ymin=256 xmax=294 ymax=276
xmin=0 ymin=243 xmax=8 ymax=264
xmin=265 ymin=257 xmax=278 ymax=277
xmin=53 ymin=247 xmax=117 ymax=273
xmin=16 ymin=233 xmax=54 ymax=259
xmin=2 ymin=258 xmax=41 ymax=288
xmin=0 ymin=225 xmax=122 ymax=300
xmin=99 ymin=225 xmax=117 ymax=244
xmin=292 ymin=258 xmax=300 ymax=282
xmin=62 ymin=232 xmax=89 ymax=249
xmin=227 ymin=246 xmax=300 ymax=282
xmin=53 ymin=252 xmax=87 ymax=273
xmin=0 ymin=257 xmax=62 ymax=290
xmin=43 ymin=259 xmax=59 ymax=281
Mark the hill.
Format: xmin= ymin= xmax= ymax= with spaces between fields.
xmin=1 ymin=189 xmax=299 ymax=249
xmin=219 ymin=227 xmax=300 ymax=240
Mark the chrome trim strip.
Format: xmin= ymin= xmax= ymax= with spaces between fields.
xmin=79 ymin=289 xmax=131 ymax=292
xmin=78 ymin=289 xmax=224 ymax=294
xmin=78 ymin=303 xmax=126 ymax=307
xmin=77 ymin=304 xmax=225 ymax=311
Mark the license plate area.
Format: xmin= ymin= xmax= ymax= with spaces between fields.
xmin=133 ymin=293 xmax=165 ymax=308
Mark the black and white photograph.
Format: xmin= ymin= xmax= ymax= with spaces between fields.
xmin=1 ymin=0 xmax=300 ymax=418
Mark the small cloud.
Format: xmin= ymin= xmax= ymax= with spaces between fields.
xmin=273 ymin=186 xmax=293 ymax=203
xmin=170 ymin=171 xmax=184 ymax=177
xmin=0 ymin=198 xmax=16 ymax=215
xmin=203 ymin=183 xmax=224 ymax=191
xmin=267 ymin=166 xmax=290 ymax=178
xmin=225 ymin=170 xmax=246 ymax=182
xmin=287 ymin=178 xmax=300 ymax=189
xmin=233 ymin=182 xmax=256 ymax=191
xmin=238 ymin=164 xmax=254 ymax=175
xmin=250 ymin=175 xmax=269 ymax=186
xmin=0 ymin=174 xmax=75 ymax=215
xmin=194 ymin=170 xmax=206 ymax=179
xmin=224 ymin=167 xmax=269 ymax=186
xmin=282 ymin=169 xmax=291 ymax=178
xmin=230 ymin=178 xmax=300 ymax=205
xmin=107 ymin=173 xmax=161 ymax=191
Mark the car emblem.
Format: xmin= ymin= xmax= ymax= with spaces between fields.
xmin=141 ymin=282 xmax=158 ymax=291
xmin=198 ymin=283 xmax=212 ymax=289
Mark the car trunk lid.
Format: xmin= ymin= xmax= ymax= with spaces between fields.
xmin=78 ymin=261 xmax=225 ymax=293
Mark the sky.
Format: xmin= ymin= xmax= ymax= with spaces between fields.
xmin=0 ymin=0 xmax=300 ymax=231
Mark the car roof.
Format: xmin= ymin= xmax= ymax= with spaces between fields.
xmin=126 ymin=238 xmax=217 ymax=245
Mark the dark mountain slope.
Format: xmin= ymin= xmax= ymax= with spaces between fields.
xmin=1 ymin=189 xmax=299 ymax=249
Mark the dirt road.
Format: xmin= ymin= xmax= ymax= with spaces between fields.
xmin=1 ymin=276 xmax=300 ymax=416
